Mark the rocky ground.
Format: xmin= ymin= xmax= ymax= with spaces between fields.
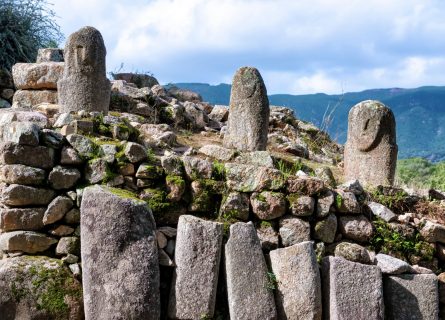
xmin=1 ymin=60 xmax=445 ymax=318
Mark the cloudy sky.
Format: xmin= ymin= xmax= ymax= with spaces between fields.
xmin=50 ymin=0 xmax=445 ymax=94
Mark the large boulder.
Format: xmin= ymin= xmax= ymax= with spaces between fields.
xmin=269 ymin=242 xmax=322 ymax=319
xmin=80 ymin=185 xmax=160 ymax=319
xmin=0 ymin=256 xmax=83 ymax=320
xmin=225 ymin=222 xmax=277 ymax=319
xmin=223 ymin=66 xmax=269 ymax=151
xmin=12 ymin=62 xmax=64 ymax=90
xmin=168 ymin=215 xmax=223 ymax=319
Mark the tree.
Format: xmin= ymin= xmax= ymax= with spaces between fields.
xmin=0 ymin=0 xmax=63 ymax=70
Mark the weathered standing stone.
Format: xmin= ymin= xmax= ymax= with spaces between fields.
xmin=58 ymin=26 xmax=110 ymax=113
xmin=269 ymin=242 xmax=322 ymax=320
xmin=168 ymin=215 xmax=223 ymax=319
xmin=384 ymin=274 xmax=439 ymax=320
xmin=225 ymin=222 xmax=277 ymax=319
xmin=81 ymin=185 xmax=160 ymax=319
xmin=344 ymin=100 xmax=398 ymax=187
xmin=223 ymin=67 xmax=269 ymax=151
xmin=322 ymin=256 xmax=384 ymax=320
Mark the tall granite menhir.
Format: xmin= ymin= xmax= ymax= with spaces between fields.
xmin=80 ymin=185 xmax=160 ymax=319
xmin=223 ymin=66 xmax=269 ymax=151
xmin=344 ymin=100 xmax=397 ymax=187
xmin=58 ymin=26 xmax=110 ymax=113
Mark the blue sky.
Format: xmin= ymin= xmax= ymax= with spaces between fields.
xmin=51 ymin=0 xmax=445 ymax=94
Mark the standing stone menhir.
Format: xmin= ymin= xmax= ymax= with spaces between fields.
xmin=80 ymin=185 xmax=160 ymax=319
xmin=58 ymin=26 xmax=110 ymax=113
xmin=223 ymin=66 xmax=269 ymax=151
xmin=344 ymin=100 xmax=397 ymax=187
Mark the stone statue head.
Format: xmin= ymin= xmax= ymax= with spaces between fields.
xmin=63 ymin=26 xmax=106 ymax=76
xmin=348 ymin=100 xmax=396 ymax=152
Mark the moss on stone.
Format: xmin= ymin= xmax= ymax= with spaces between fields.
xmin=107 ymin=187 xmax=142 ymax=202
xmin=166 ymin=175 xmax=185 ymax=188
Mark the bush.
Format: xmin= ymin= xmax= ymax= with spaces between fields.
xmin=0 ymin=0 xmax=63 ymax=70
xmin=396 ymin=158 xmax=445 ymax=191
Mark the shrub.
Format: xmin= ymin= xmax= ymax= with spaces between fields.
xmin=0 ymin=0 xmax=63 ymax=70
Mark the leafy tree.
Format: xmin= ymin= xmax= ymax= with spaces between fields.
xmin=0 ymin=0 xmax=63 ymax=70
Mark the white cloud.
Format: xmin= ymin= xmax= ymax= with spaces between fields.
xmin=50 ymin=0 xmax=445 ymax=94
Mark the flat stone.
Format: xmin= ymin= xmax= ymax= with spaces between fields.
xmin=338 ymin=215 xmax=374 ymax=243
xmin=168 ymin=215 xmax=223 ymax=319
xmin=288 ymin=194 xmax=315 ymax=216
xmin=2 ymin=184 xmax=55 ymax=207
xmin=225 ymin=222 xmax=277 ymax=319
xmin=279 ymin=216 xmax=311 ymax=246
xmin=368 ymin=202 xmax=397 ymax=222
xmin=12 ymin=89 xmax=58 ymax=109
xmin=384 ymin=274 xmax=439 ymax=320
xmin=80 ymin=185 xmax=160 ymax=319
xmin=0 ymin=231 xmax=57 ymax=253
xmin=43 ymin=196 xmax=73 ymax=225
xmin=225 ymin=163 xmax=285 ymax=192
xmin=1 ymin=121 xmax=40 ymax=146
xmin=421 ymin=221 xmax=445 ymax=244
xmin=135 ymin=163 xmax=163 ymax=179
xmin=322 ymin=256 xmax=384 ymax=320
xmin=376 ymin=253 xmax=413 ymax=274
xmin=235 ymin=151 xmax=275 ymax=167
xmin=0 ymin=256 xmax=83 ymax=320
xmin=0 ymin=142 xmax=54 ymax=169
xmin=251 ymin=191 xmax=286 ymax=220
xmin=0 ymin=207 xmax=45 ymax=232
xmin=314 ymin=213 xmax=338 ymax=243
xmin=269 ymin=242 xmax=322 ymax=320
xmin=0 ymin=164 xmax=46 ymax=185
xmin=287 ymin=176 xmax=325 ymax=195
xmin=12 ymin=62 xmax=64 ymax=89
xmin=199 ymin=144 xmax=236 ymax=161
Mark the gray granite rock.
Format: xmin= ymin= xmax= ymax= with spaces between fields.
xmin=421 ymin=221 xmax=445 ymax=244
xmin=279 ymin=216 xmax=311 ymax=246
xmin=251 ymin=191 xmax=286 ymax=220
xmin=1 ymin=121 xmax=40 ymax=146
xmin=314 ymin=213 xmax=338 ymax=243
xmin=235 ymin=151 xmax=275 ymax=168
xmin=2 ymin=184 xmax=55 ymax=206
xmin=0 ymin=256 xmax=83 ymax=320
xmin=48 ymin=166 xmax=81 ymax=190
xmin=168 ymin=215 xmax=223 ymax=319
xmin=199 ymin=144 xmax=236 ymax=161
xmin=288 ymin=194 xmax=315 ymax=216
xmin=58 ymin=26 xmax=110 ymax=113
xmin=225 ymin=222 xmax=277 ymax=319
xmin=124 ymin=142 xmax=147 ymax=163
xmin=0 ymin=164 xmax=46 ymax=185
xmin=43 ymin=196 xmax=73 ymax=225
xmin=384 ymin=274 xmax=439 ymax=320
xmin=338 ymin=215 xmax=374 ymax=243
xmin=269 ymin=242 xmax=322 ymax=320
xmin=183 ymin=155 xmax=213 ymax=180
xmin=223 ymin=67 xmax=269 ymax=151
xmin=322 ymin=256 xmax=384 ymax=320
xmin=335 ymin=189 xmax=361 ymax=213
xmin=287 ymin=176 xmax=325 ymax=195
xmin=334 ymin=242 xmax=373 ymax=264
xmin=36 ymin=48 xmax=64 ymax=62
xmin=376 ymin=253 xmax=413 ymax=274
xmin=0 ymin=207 xmax=45 ymax=231
xmin=225 ymin=163 xmax=285 ymax=192
xmin=66 ymin=134 xmax=98 ymax=158
xmin=368 ymin=202 xmax=397 ymax=222
xmin=12 ymin=62 xmax=64 ymax=89
xmin=220 ymin=191 xmax=250 ymax=220
xmin=0 ymin=142 xmax=54 ymax=169
xmin=56 ymin=236 xmax=80 ymax=256
xmin=316 ymin=190 xmax=335 ymax=218
xmin=81 ymin=185 xmax=160 ymax=319
xmin=0 ymin=231 xmax=57 ymax=253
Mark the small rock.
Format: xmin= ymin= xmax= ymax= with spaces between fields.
xmin=287 ymin=176 xmax=325 ymax=195
xmin=63 ymin=208 xmax=80 ymax=224
xmin=421 ymin=221 xmax=445 ymax=244
xmin=124 ymin=142 xmax=147 ymax=163
xmin=183 ymin=156 xmax=213 ymax=180
xmin=251 ymin=191 xmax=286 ymax=220
xmin=314 ymin=213 xmax=338 ymax=243
xmin=316 ymin=190 xmax=335 ymax=218
xmin=338 ymin=179 xmax=364 ymax=195
xmin=338 ymin=215 xmax=374 ymax=243
xmin=66 ymin=134 xmax=98 ymax=158
xmin=62 ymin=253 xmax=79 ymax=264
xmin=0 ymin=207 xmax=45 ymax=232
xmin=159 ymin=248 xmax=175 ymax=267
xmin=256 ymin=224 xmax=279 ymax=251
xmin=60 ymin=146 xmax=83 ymax=165
xmin=220 ymin=192 xmax=250 ymax=220
xmin=287 ymin=194 xmax=315 ymax=216
xmin=43 ymin=196 xmax=73 ymax=225
xmin=199 ymin=144 xmax=235 ymax=161
xmin=56 ymin=236 xmax=80 ymax=256
xmin=367 ymin=202 xmax=397 ymax=222
xmin=48 ymin=165 xmax=81 ymax=190
xmin=48 ymin=225 xmax=75 ymax=236
xmin=156 ymin=230 xmax=168 ymax=249
xmin=335 ymin=189 xmax=361 ymax=213
xmin=279 ymin=216 xmax=311 ymax=246
xmin=334 ymin=242 xmax=373 ymax=264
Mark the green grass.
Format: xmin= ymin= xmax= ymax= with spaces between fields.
xmin=396 ymin=158 xmax=445 ymax=191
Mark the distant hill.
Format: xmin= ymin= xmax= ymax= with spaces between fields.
xmin=170 ymin=83 xmax=445 ymax=161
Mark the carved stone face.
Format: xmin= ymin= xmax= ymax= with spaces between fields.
xmin=349 ymin=101 xmax=392 ymax=152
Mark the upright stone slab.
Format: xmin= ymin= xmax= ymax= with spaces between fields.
xmin=322 ymin=256 xmax=384 ymax=320
xmin=269 ymin=241 xmax=322 ymax=320
xmin=384 ymin=274 xmax=439 ymax=320
xmin=80 ymin=185 xmax=160 ymax=319
xmin=58 ymin=26 xmax=110 ymax=113
xmin=225 ymin=222 xmax=277 ymax=319
xmin=223 ymin=66 xmax=269 ymax=151
xmin=344 ymin=100 xmax=397 ymax=187
xmin=168 ymin=215 xmax=223 ymax=319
